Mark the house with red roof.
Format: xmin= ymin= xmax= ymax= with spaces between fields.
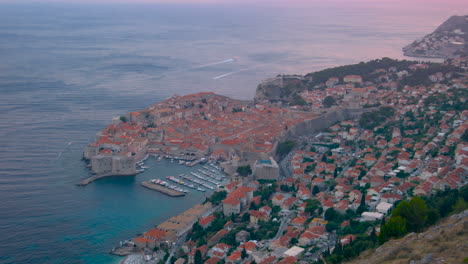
xmin=226 ymin=251 xmax=242 ymax=264
xmin=299 ymin=231 xmax=319 ymax=246
xmin=334 ymin=200 xmax=349 ymax=214
xmin=281 ymin=196 xmax=298 ymax=210
xmin=348 ymin=189 xmax=362 ymax=202
xmin=208 ymin=243 xmax=232 ymax=259
xmin=250 ymin=210 xmax=269 ymax=224
xmin=272 ymin=193 xmax=286 ymax=206
xmin=277 ymin=256 xmax=297 ymax=264
xmin=291 ymin=216 xmax=307 ymax=228
xmin=340 ymin=234 xmax=356 ymax=246
xmin=199 ymin=214 xmax=215 ymax=229
xmin=240 ymin=241 xmax=258 ymax=254
xmin=205 ymin=257 xmax=222 ymax=264
xmin=259 ymin=205 xmax=272 ymax=215
xmin=297 ymin=187 xmax=312 ymax=200
xmin=222 ymin=186 xmax=254 ymax=215
xmin=188 ymin=245 xmax=208 ymax=264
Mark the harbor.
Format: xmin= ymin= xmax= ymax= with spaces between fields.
xmin=105 ymin=154 xmax=228 ymax=198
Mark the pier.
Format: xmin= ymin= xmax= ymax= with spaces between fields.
xmin=141 ymin=181 xmax=185 ymax=197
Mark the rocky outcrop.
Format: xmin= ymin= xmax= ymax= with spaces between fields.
xmin=403 ymin=15 xmax=468 ymax=58
xmin=254 ymin=75 xmax=312 ymax=103
xmin=346 ymin=210 xmax=468 ymax=264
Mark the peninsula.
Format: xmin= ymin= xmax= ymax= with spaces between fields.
xmin=82 ymin=92 xmax=371 ymax=184
xmin=403 ymin=15 xmax=468 ymax=59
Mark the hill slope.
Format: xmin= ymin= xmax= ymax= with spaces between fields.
xmin=345 ymin=210 xmax=468 ymax=264
xmin=403 ymin=15 xmax=468 ymax=58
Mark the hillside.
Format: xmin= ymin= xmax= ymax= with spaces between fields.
xmin=345 ymin=210 xmax=468 ymax=264
xmin=403 ymin=15 xmax=468 ymax=58
xmin=253 ymin=57 xmax=462 ymax=105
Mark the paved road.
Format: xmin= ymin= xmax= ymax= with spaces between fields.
xmin=165 ymin=233 xmax=187 ymax=264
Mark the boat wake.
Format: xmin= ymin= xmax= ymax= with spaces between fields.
xmin=192 ymin=58 xmax=237 ymax=69
xmin=212 ymin=57 xmax=289 ymax=80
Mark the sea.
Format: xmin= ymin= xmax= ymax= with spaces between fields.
xmin=0 ymin=1 xmax=465 ymax=263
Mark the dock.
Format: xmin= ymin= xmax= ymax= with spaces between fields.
xmin=141 ymin=181 xmax=185 ymax=197
xmin=185 ymin=159 xmax=203 ymax=167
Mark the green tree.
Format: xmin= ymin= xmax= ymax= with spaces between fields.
xmin=236 ymin=165 xmax=252 ymax=176
xmin=290 ymin=237 xmax=299 ymax=245
xmin=241 ymin=247 xmax=247 ymax=259
xmin=323 ymin=96 xmax=336 ymax=108
xmin=325 ymin=208 xmax=339 ymax=221
xmin=462 ymin=129 xmax=468 ymax=142
xmin=194 ymin=249 xmax=203 ymax=264
xmin=276 ymin=140 xmax=296 ymax=157
xmin=326 ymin=221 xmax=340 ymax=232
xmin=393 ymin=196 xmax=428 ymax=232
xmin=209 ymin=191 xmax=227 ymax=205
xmin=369 ymin=227 xmax=377 ymax=244
xmin=242 ymin=212 xmax=250 ymax=222
xmin=356 ymin=193 xmax=367 ymax=215
xmin=291 ymin=94 xmax=307 ymax=106
xmin=379 ymin=216 xmax=407 ymax=243
xmin=191 ymin=221 xmax=206 ymax=240
xmin=197 ymin=237 xmax=206 ymax=247
xmin=426 ymin=209 xmax=440 ymax=226
xmin=312 ymin=185 xmax=320 ymax=195
xmin=119 ymin=116 xmax=127 ymax=123
xmin=305 ymin=199 xmax=321 ymax=214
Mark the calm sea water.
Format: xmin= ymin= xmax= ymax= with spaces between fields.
xmin=0 ymin=2 xmax=465 ymax=263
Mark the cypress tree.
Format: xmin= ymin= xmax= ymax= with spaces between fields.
xmin=194 ymin=250 xmax=203 ymax=264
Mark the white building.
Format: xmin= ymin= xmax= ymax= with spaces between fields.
xmin=253 ymin=157 xmax=280 ymax=180
xmin=283 ymin=246 xmax=305 ymax=258
xmin=361 ymin=212 xmax=384 ymax=222
xmin=376 ymin=202 xmax=393 ymax=215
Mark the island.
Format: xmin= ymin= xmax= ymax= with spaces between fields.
xmin=403 ymin=15 xmax=468 ymax=59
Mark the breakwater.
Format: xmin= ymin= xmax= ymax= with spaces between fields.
xmin=77 ymin=173 xmax=137 ymax=186
xmin=141 ymin=181 xmax=185 ymax=197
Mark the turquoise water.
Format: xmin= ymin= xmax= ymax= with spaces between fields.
xmin=1 ymin=1 xmax=466 ymax=263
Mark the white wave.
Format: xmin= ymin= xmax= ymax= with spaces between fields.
xmin=212 ymin=58 xmax=289 ymax=80
xmin=192 ymin=59 xmax=235 ymax=69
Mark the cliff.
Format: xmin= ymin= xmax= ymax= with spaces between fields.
xmin=403 ymin=15 xmax=468 ymax=58
xmin=346 ymin=210 xmax=468 ymax=264
xmin=254 ymin=75 xmax=312 ymax=103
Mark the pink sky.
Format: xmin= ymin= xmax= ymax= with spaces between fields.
xmin=2 ymin=0 xmax=467 ymax=3
xmin=1 ymin=0 xmax=467 ymax=10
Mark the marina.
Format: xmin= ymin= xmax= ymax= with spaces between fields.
xmin=180 ymin=174 xmax=215 ymax=190
xmin=133 ymin=155 xmax=227 ymax=195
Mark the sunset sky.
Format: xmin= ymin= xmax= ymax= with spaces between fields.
xmin=1 ymin=0 xmax=467 ymax=3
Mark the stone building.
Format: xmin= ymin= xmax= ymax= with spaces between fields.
xmin=253 ymin=157 xmax=280 ymax=180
